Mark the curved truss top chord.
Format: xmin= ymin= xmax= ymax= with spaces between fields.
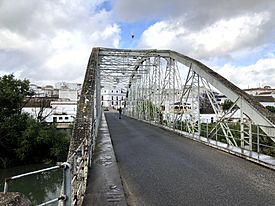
xmin=87 ymin=47 xmax=275 ymax=138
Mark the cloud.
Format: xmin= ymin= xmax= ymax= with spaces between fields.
xmin=0 ymin=28 xmax=32 ymax=49
xmin=139 ymin=12 xmax=271 ymax=59
xmin=215 ymin=55 xmax=275 ymax=89
xmin=0 ymin=0 xmax=120 ymax=84
xmin=112 ymin=0 xmax=275 ymax=27
xmin=1 ymin=0 xmax=275 ymax=91
xmin=136 ymin=1 xmax=275 ymax=89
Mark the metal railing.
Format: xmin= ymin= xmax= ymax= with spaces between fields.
xmin=3 ymin=163 xmax=71 ymax=206
xmin=1 ymin=48 xmax=101 ymax=206
xmin=2 ymin=117 xmax=98 ymax=206
xmin=198 ymin=120 xmax=275 ymax=159
xmin=2 ymin=136 xmax=95 ymax=206
xmin=131 ymin=114 xmax=275 ymax=168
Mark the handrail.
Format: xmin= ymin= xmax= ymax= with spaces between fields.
xmin=4 ymin=165 xmax=61 ymax=189
xmin=3 ymin=162 xmax=71 ymax=206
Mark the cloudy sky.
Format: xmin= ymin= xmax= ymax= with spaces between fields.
xmin=0 ymin=0 xmax=275 ymax=89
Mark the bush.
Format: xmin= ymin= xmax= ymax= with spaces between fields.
xmin=0 ymin=75 xmax=69 ymax=168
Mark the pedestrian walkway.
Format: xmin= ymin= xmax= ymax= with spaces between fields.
xmin=83 ymin=113 xmax=127 ymax=206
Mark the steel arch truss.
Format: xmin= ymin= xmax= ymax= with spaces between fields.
xmin=63 ymin=47 xmax=275 ymax=203
xmin=91 ymin=47 xmax=275 ymax=157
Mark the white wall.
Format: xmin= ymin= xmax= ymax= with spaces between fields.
xmin=261 ymin=102 xmax=275 ymax=107
xmin=51 ymin=101 xmax=77 ymax=115
xmin=101 ymin=88 xmax=126 ymax=108
xmin=52 ymin=114 xmax=75 ymax=123
xmin=22 ymin=107 xmax=56 ymax=122
xmin=59 ymin=89 xmax=78 ymax=101
xmin=23 ymin=101 xmax=77 ymax=123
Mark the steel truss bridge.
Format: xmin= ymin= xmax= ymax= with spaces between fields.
xmin=66 ymin=47 xmax=275 ymax=205
xmin=3 ymin=48 xmax=275 ymax=205
xmin=84 ymin=47 xmax=275 ymax=150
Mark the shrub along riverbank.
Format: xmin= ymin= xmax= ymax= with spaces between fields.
xmin=0 ymin=75 xmax=69 ymax=168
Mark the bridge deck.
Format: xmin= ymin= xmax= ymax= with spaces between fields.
xmin=105 ymin=112 xmax=275 ymax=206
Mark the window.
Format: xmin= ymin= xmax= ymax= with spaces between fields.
xmin=53 ymin=117 xmax=57 ymax=122
xmin=116 ymin=90 xmax=118 ymax=93
xmin=111 ymin=96 xmax=113 ymax=100
xmin=101 ymin=95 xmax=104 ymax=101
xmin=116 ymin=96 xmax=118 ymax=100
xmin=59 ymin=117 xmax=63 ymax=120
xmin=65 ymin=117 xmax=69 ymax=120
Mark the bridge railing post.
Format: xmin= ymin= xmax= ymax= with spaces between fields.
xmin=3 ymin=179 xmax=9 ymax=193
xmin=62 ymin=162 xmax=72 ymax=206
xmin=206 ymin=119 xmax=209 ymax=142
xmin=257 ymin=125 xmax=260 ymax=160
xmin=215 ymin=127 xmax=218 ymax=145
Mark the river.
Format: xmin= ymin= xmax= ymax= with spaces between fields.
xmin=0 ymin=163 xmax=62 ymax=205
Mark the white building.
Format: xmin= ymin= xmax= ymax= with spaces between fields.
xmin=55 ymin=82 xmax=82 ymax=91
xmin=101 ymin=87 xmax=127 ymax=109
xmin=22 ymin=100 xmax=77 ymax=123
xmin=50 ymin=100 xmax=77 ymax=122
xmin=30 ymin=84 xmax=59 ymax=98
xmin=22 ymin=107 xmax=54 ymax=122
xmin=244 ymin=86 xmax=275 ymax=98
xmin=24 ymin=82 xmax=80 ymax=123
xmin=59 ymin=89 xmax=78 ymax=101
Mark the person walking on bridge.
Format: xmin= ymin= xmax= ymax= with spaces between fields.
xmin=118 ymin=107 xmax=122 ymax=119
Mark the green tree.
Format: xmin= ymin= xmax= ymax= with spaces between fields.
xmin=222 ymin=99 xmax=237 ymax=112
xmin=266 ymin=106 xmax=275 ymax=113
xmin=0 ymin=74 xmax=69 ymax=168
xmin=0 ymin=74 xmax=33 ymax=117
xmin=0 ymin=75 xmax=32 ymax=167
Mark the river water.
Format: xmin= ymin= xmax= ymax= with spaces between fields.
xmin=0 ymin=163 xmax=62 ymax=205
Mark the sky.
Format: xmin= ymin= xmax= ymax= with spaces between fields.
xmin=0 ymin=0 xmax=275 ymax=89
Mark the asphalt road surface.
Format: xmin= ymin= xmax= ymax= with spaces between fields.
xmin=105 ymin=112 xmax=275 ymax=206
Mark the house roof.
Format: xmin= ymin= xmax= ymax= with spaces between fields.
xmin=23 ymin=97 xmax=58 ymax=107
